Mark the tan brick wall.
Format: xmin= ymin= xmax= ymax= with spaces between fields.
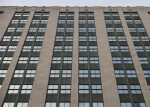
xmin=28 ymin=9 xmax=59 ymax=107
xmin=94 ymin=7 xmax=121 ymax=107
xmin=71 ymin=8 xmax=79 ymax=107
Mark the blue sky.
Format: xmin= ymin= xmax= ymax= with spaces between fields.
xmin=0 ymin=0 xmax=150 ymax=6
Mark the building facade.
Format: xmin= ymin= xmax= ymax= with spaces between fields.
xmin=0 ymin=6 xmax=150 ymax=107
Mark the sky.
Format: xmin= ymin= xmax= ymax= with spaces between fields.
xmin=0 ymin=0 xmax=150 ymax=6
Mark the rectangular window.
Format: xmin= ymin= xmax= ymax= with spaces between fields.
xmin=118 ymin=85 xmax=128 ymax=94
xmin=47 ymin=85 xmax=58 ymax=94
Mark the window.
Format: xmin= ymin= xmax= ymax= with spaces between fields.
xmin=112 ymin=57 xmax=121 ymax=64
xmin=29 ymin=28 xmax=37 ymax=32
xmin=16 ymin=28 xmax=24 ymax=32
xmin=132 ymin=36 xmax=140 ymax=41
xmin=56 ymin=36 xmax=63 ymax=41
xmin=114 ymin=20 xmax=121 ymax=24
xmin=26 ymin=36 xmax=34 ymax=41
xmin=41 ymin=20 xmax=48 ymax=24
xmin=107 ymin=28 xmax=114 ymax=32
xmin=118 ymin=85 xmax=128 ymax=94
xmin=66 ymin=28 xmax=73 ymax=32
xmin=110 ymin=46 xmax=118 ymax=52
xmin=0 ymin=46 xmax=7 ymax=51
xmin=145 ymin=46 xmax=150 ymax=52
xmin=79 ymin=57 xmax=88 ymax=64
xmin=64 ymin=46 xmax=73 ymax=52
xmin=50 ymin=70 xmax=60 ymax=77
xmin=17 ymin=103 xmax=28 ymax=107
xmin=7 ymin=46 xmax=17 ymax=52
xmin=57 ymin=28 xmax=64 ymax=32
xmin=91 ymin=70 xmax=100 ymax=77
xmin=23 ymin=46 xmax=31 ymax=52
xmin=115 ymin=28 xmax=123 ymax=32
xmin=33 ymin=46 xmax=41 ymax=52
xmin=123 ymin=57 xmax=133 ymax=64
xmin=126 ymin=70 xmax=137 ymax=78
xmin=11 ymin=20 xmax=19 ymax=24
xmin=141 ymin=36 xmax=149 ymax=41
xmin=89 ymin=46 xmax=98 ymax=52
xmin=130 ymin=85 xmax=142 ymax=94
xmin=93 ymin=102 xmax=103 ymax=107
xmin=90 ymin=57 xmax=99 ymax=64
xmin=2 ymin=36 xmax=11 ymax=41
xmin=79 ymin=46 xmax=87 ymax=52
xmin=47 ymin=85 xmax=58 ymax=94
xmin=65 ymin=36 xmax=73 ymax=41
xmin=139 ymin=57 xmax=149 ymax=64
xmin=38 ymin=28 xmax=46 ymax=32
xmin=135 ymin=46 xmax=144 ymax=52
xmin=88 ymin=28 xmax=95 ymax=32
xmin=79 ymin=102 xmax=89 ymax=107
xmin=129 ymin=28 xmax=136 ymax=32
xmin=88 ymin=20 xmax=94 ymax=24
xmin=21 ymin=85 xmax=32 ymax=94
xmin=3 ymin=102 xmax=15 ymax=107
xmin=135 ymin=103 xmax=146 ymax=107
xmin=88 ymin=36 xmax=96 ymax=41
xmin=54 ymin=46 xmax=62 ymax=52
xmin=0 ymin=70 xmax=7 ymax=77
xmin=18 ymin=57 xmax=28 ymax=64
xmin=45 ymin=102 xmax=56 ymax=107
xmin=120 ymin=46 xmax=129 ymax=52
xmin=59 ymin=103 xmax=70 ymax=107
xmin=108 ymin=36 xmax=116 ymax=41
xmin=62 ymin=70 xmax=72 ymax=77
xmin=105 ymin=20 xmax=112 ymax=24
xmin=137 ymin=28 xmax=145 ymax=32
xmin=79 ymin=28 xmax=86 ymax=32
xmin=8 ymin=85 xmax=20 ymax=94
xmin=36 ymin=36 xmax=44 ymax=41
xmin=52 ymin=57 xmax=61 ymax=63
xmin=79 ymin=70 xmax=88 ymax=78
xmin=121 ymin=103 xmax=132 ymax=107
xmin=13 ymin=70 xmax=24 ymax=77
xmin=29 ymin=57 xmax=39 ymax=64
xmin=2 ymin=57 xmax=12 ymax=64
xmin=79 ymin=36 xmax=86 ymax=41
xmin=20 ymin=20 xmax=27 ymax=24
xmin=60 ymin=85 xmax=71 ymax=94
xmin=134 ymin=20 xmax=142 ymax=24
xmin=143 ymin=70 xmax=150 ymax=78
xmin=63 ymin=57 xmax=72 ymax=63
xmin=26 ymin=70 xmax=36 ymax=77
xmin=58 ymin=20 xmax=65 ymax=24
xmin=126 ymin=20 xmax=133 ymax=24
xmin=118 ymin=36 xmax=126 ymax=41
xmin=115 ymin=70 xmax=125 ymax=78
xmin=79 ymin=20 xmax=86 ymax=24
xmin=79 ymin=85 xmax=89 ymax=94
xmin=7 ymin=28 xmax=15 ymax=32
xmin=92 ymin=85 xmax=102 ymax=94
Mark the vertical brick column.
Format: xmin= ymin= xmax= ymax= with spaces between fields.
xmin=0 ymin=7 xmax=35 ymax=106
xmin=118 ymin=6 xmax=150 ymax=107
xmin=28 ymin=9 xmax=59 ymax=107
xmin=137 ymin=7 xmax=150 ymax=41
xmin=0 ymin=7 xmax=17 ymax=40
xmin=71 ymin=8 xmax=79 ymax=107
xmin=94 ymin=7 xmax=121 ymax=107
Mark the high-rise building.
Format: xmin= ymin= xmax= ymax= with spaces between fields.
xmin=0 ymin=6 xmax=150 ymax=107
